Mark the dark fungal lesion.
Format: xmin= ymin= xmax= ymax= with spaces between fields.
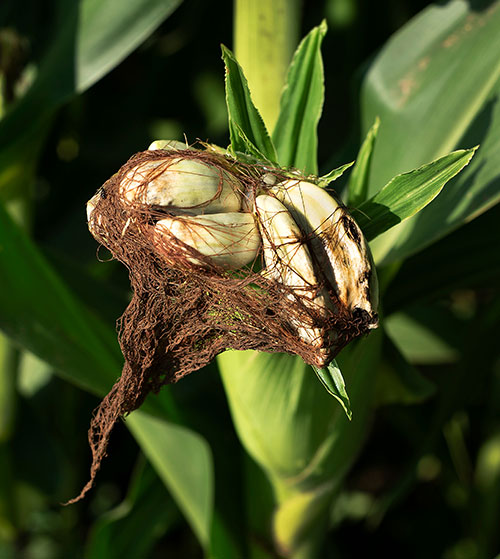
xmin=360 ymin=269 xmax=371 ymax=285
xmin=341 ymin=213 xmax=362 ymax=245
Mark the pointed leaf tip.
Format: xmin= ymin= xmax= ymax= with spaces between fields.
xmin=221 ymin=44 xmax=277 ymax=162
xmin=272 ymin=21 xmax=328 ymax=173
xmin=356 ymin=146 xmax=477 ymax=243
xmin=317 ymin=161 xmax=354 ymax=187
xmin=313 ymin=361 xmax=352 ymax=420
xmin=348 ymin=116 xmax=381 ymax=207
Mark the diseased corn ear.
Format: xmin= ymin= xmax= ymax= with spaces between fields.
xmin=271 ymin=179 xmax=378 ymax=328
xmin=85 ymin=148 xmax=378 ymax=372
xmin=154 ymin=212 xmax=261 ymax=270
xmin=119 ymin=157 xmax=243 ymax=213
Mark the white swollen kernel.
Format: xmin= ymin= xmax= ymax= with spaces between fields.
xmin=120 ymin=157 xmax=242 ymax=213
xmin=86 ymin=190 xmax=103 ymax=234
xmin=148 ymin=139 xmax=190 ymax=151
xmin=154 ymin=212 xmax=260 ymax=270
xmin=255 ymin=194 xmax=332 ymax=356
xmin=271 ymin=179 xmax=378 ymax=323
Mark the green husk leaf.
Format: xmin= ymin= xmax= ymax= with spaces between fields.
xmin=272 ymin=332 xmax=382 ymax=555
xmin=231 ymin=122 xmax=273 ymax=162
xmin=273 ymin=20 xmax=327 ymax=174
xmin=273 ymin=483 xmax=334 ymax=558
xmin=354 ymin=147 xmax=477 ymax=243
xmin=312 ymin=361 xmax=352 ymax=420
xmin=348 ymin=117 xmax=380 ymax=206
xmin=316 ymin=161 xmax=354 ymax=188
xmin=218 ymin=351 xmax=339 ymax=479
xmin=221 ymin=44 xmax=277 ymax=162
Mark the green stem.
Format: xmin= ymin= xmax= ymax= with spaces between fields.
xmin=233 ymin=0 xmax=300 ymax=132
xmin=272 ymin=478 xmax=335 ymax=559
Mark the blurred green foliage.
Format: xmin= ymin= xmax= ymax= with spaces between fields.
xmin=0 ymin=0 xmax=499 ymax=558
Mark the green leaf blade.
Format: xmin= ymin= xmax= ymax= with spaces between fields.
xmin=361 ymin=2 xmax=500 ymax=262
xmin=222 ymin=45 xmax=277 ymax=162
xmin=85 ymin=461 xmax=178 ymax=559
xmin=272 ymin=20 xmax=327 ymax=174
xmin=0 ymin=201 xmax=120 ymax=396
xmin=348 ymin=117 xmax=380 ymax=207
xmin=0 ymin=202 xmax=215 ymax=547
xmin=0 ymin=0 xmax=182 ymax=156
xmin=77 ymin=0 xmax=183 ymax=92
xmin=376 ymin=333 xmax=436 ymax=408
xmin=385 ymin=204 xmax=500 ymax=312
xmin=355 ymin=147 xmax=477 ymax=244
xmin=312 ymin=360 xmax=352 ymax=420
xmin=385 ymin=311 xmax=460 ymax=365
xmin=127 ymin=412 xmax=214 ymax=549
xmin=316 ymin=161 xmax=354 ymax=188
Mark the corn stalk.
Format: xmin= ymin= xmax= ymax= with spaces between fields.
xmin=233 ymin=0 xmax=300 ymax=131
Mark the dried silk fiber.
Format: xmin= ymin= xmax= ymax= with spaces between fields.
xmin=69 ymin=147 xmax=376 ymax=503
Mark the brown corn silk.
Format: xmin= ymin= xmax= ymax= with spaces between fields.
xmin=71 ymin=148 xmax=372 ymax=503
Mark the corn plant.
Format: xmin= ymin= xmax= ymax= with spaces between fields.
xmin=1 ymin=1 xmax=500 ymax=558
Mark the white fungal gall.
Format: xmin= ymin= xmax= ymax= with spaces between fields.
xmin=154 ymin=212 xmax=261 ymax=270
xmin=119 ymin=157 xmax=243 ymax=213
xmin=255 ymin=194 xmax=333 ymax=362
xmin=86 ymin=190 xmax=104 ymax=235
xmin=148 ymin=139 xmax=190 ymax=151
xmin=271 ymin=179 xmax=378 ymax=328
